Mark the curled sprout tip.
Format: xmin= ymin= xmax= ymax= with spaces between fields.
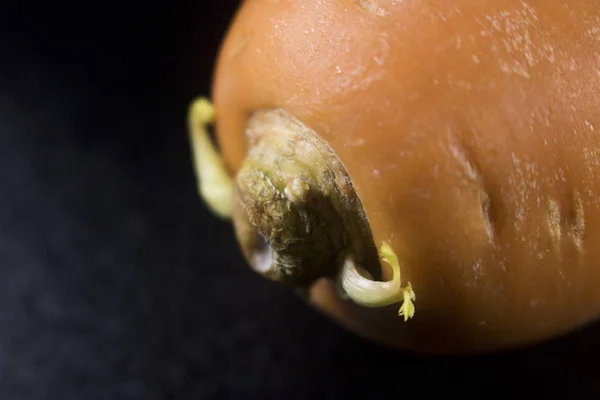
xmin=380 ymin=241 xmax=416 ymax=320
xmin=340 ymin=241 xmax=416 ymax=320
xmin=188 ymin=97 xmax=234 ymax=220
xmin=399 ymin=282 xmax=416 ymax=321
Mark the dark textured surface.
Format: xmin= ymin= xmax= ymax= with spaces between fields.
xmin=1 ymin=2 xmax=600 ymax=399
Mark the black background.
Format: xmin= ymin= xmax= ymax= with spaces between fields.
xmin=0 ymin=1 xmax=599 ymax=398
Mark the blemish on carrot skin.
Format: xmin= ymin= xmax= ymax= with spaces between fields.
xmin=570 ymin=191 xmax=585 ymax=251
xmin=357 ymin=0 xmax=386 ymax=16
xmin=480 ymin=192 xmax=495 ymax=245
xmin=548 ymin=199 xmax=561 ymax=252
xmin=448 ymin=139 xmax=482 ymax=184
xmin=479 ymin=2 xmax=560 ymax=79
xmin=448 ymin=137 xmax=496 ymax=245
xmin=588 ymin=22 xmax=600 ymax=41
xmin=373 ymin=32 xmax=390 ymax=65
